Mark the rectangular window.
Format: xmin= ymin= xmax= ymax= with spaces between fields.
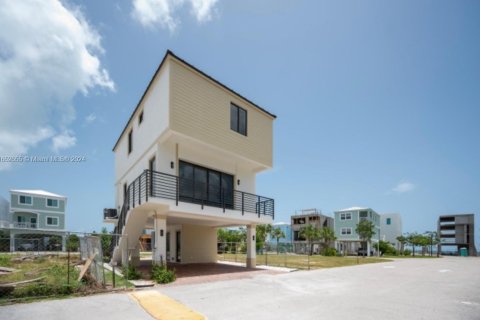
xmin=340 ymin=213 xmax=352 ymax=220
xmin=341 ymin=228 xmax=352 ymax=235
xmin=19 ymin=195 xmax=32 ymax=205
xmin=46 ymin=217 xmax=59 ymax=226
xmin=128 ymin=129 xmax=133 ymax=154
xmin=47 ymin=198 xmax=59 ymax=208
xmin=386 ymin=218 xmax=391 ymax=225
xmin=138 ymin=111 xmax=144 ymax=125
xmin=230 ymin=103 xmax=247 ymax=136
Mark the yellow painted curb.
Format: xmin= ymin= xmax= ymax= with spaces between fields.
xmin=130 ymin=290 xmax=206 ymax=320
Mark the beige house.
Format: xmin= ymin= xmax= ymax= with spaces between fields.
xmin=104 ymin=50 xmax=276 ymax=268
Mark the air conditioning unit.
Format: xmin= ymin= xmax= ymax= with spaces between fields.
xmin=103 ymin=208 xmax=118 ymax=219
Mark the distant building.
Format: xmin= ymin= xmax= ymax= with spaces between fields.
xmin=334 ymin=207 xmax=380 ymax=256
xmin=266 ymin=222 xmax=292 ymax=243
xmin=0 ymin=190 xmax=67 ymax=252
xmin=291 ymin=209 xmax=334 ymax=254
xmin=380 ymin=213 xmax=402 ymax=249
xmin=438 ymin=214 xmax=477 ymax=256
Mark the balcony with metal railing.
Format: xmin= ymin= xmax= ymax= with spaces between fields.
xmin=105 ymin=169 xmax=274 ymax=243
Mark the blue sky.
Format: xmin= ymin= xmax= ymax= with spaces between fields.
xmin=0 ymin=0 xmax=479 ymax=248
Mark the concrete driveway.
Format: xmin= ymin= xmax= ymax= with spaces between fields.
xmin=159 ymin=257 xmax=480 ymax=320
xmin=1 ymin=257 xmax=479 ymax=320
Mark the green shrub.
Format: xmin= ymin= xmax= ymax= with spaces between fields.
xmin=0 ymin=254 xmax=12 ymax=267
xmin=151 ymin=265 xmax=176 ymax=284
xmin=66 ymin=234 xmax=80 ymax=251
xmin=122 ymin=265 xmax=141 ymax=280
xmin=321 ymin=248 xmax=337 ymax=256
xmin=12 ymin=284 xmax=75 ymax=298
xmin=403 ymin=249 xmax=412 ymax=256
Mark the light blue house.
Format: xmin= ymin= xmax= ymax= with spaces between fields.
xmin=0 ymin=190 xmax=67 ymax=252
xmin=269 ymin=222 xmax=292 ymax=243
xmin=334 ymin=207 xmax=380 ymax=256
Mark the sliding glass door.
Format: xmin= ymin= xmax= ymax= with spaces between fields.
xmin=179 ymin=161 xmax=233 ymax=209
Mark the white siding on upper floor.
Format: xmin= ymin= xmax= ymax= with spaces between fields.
xmin=114 ymin=62 xmax=170 ymax=205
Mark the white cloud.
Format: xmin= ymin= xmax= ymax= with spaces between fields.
xmin=190 ymin=0 xmax=218 ymax=22
xmin=0 ymin=128 xmax=54 ymax=171
xmin=132 ymin=0 xmax=218 ymax=32
xmin=52 ymin=131 xmax=77 ymax=152
xmin=85 ymin=113 xmax=97 ymax=124
xmin=0 ymin=0 xmax=114 ymax=170
xmin=392 ymin=181 xmax=415 ymax=194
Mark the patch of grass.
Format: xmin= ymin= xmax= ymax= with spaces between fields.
xmin=383 ymin=255 xmax=440 ymax=259
xmin=218 ymin=253 xmax=390 ymax=269
xmin=121 ymin=265 xmax=141 ymax=280
xmin=0 ymin=254 xmax=86 ymax=303
xmin=0 ymin=255 xmax=12 ymax=267
xmin=103 ymin=269 xmax=134 ymax=288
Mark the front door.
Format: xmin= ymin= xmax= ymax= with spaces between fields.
xmin=176 ymin=231 xmax=181 ymax=262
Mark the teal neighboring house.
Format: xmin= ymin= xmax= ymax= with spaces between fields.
xmin=334 ymin=207 xmax=381 ymax=256
xmin=0 ymin=190 xmax=67 ymax=252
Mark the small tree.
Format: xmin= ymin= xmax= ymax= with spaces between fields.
xmin=355 ymin=220 xmax=376 ymax=257
xmin=299 ymin=224 xmax=320 ymax=255
xmin=318 ymin=227 xmax=336 ymax=254
xmin=424 ymin=231 xmax=439 ymax=256
xmin=396 ymin=235 xmax=407 ymax=255
xmin=374 ymin=240 xmax=397 ymax=256
xmin=256 ymin=224 xmax=272 ymax=252
xmin=270 ymin=227 xmax=286 ymax=254
xmin=406 ymin=232 xmax=424 ymax=256
xmin=67 ymin=234 xmax=80 ymax=251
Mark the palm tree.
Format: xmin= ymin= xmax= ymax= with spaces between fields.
xmin=270 ymin=227 xmax=286 ymax=254
xmin=355 ymin=220 xmax=375 ymax=257
xmin=319 ymin=227 xmax=336 ymax=254
xmin=396 ymin=235 xmax=407 ymax=255
xmin=299 ymin=224 xmax=320 ymax=255
xmin=256 ymin=224 xmax=272 ymax=253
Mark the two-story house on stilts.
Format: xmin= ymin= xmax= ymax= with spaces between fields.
xmin=104 ymin=50 xmax=276 ymax=268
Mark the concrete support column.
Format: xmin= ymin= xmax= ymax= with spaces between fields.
xmin=367 ymin=241 xmax=371 ymax=257
xmin=153 ymin=216 xmax=167 ymax=265
xmin=61 ymin=235 xmax=67 ymax=252
xmin=10 ymin=232 xmax=15 ymax=252
xmin=246 ymin=224 xmax=256 ymax=268
xmin=121 ymin=236 xmax=129 ymax=267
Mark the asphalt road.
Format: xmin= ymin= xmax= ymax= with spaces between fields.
xmin=1 ymin=257 xmax=479 ymax=320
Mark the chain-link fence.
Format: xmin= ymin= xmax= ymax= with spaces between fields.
xmin=218 ymin=241 xmax=375 ymax=270
xmin=0 ymin=231 xmax=132 ymax=304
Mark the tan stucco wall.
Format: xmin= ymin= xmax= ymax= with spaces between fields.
xmin=181 ymin=224 xmax=217 ymax=263
xmin=169 ymin=58 xmax=274 ymax=168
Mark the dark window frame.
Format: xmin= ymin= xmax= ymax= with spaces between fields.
xmin=230 ymin=103 xmax=247 ymax=136
xmin=46 ymin=198 xmax=59 ymax=207
xmin=178 ymin=160 xmax=234 ymax=209
xmin=128 ymin=129 xmax=133 ymax=154
xmin=138 ymin=111 xmax=144 ymax=125
xmin=19 ymin=195 xmax=32 ymax=205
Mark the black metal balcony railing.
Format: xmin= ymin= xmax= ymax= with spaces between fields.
xmin=109 ymin=169 xmax=274 ymax=253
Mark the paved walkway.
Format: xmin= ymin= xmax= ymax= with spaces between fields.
xmin=1 ymin=257 xmax=479 ymax=320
